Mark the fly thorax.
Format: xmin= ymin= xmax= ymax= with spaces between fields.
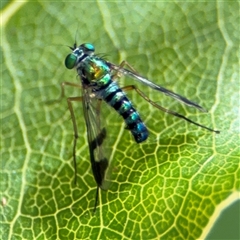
xmin=81 ymin=57 xmax=110 ymax=83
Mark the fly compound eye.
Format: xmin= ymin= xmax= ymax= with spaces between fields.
xmin=65 ymin=53 xmax=77 ymax=69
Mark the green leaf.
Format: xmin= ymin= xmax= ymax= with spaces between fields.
xmin=1 ymin=1 xmax=239 ymax=239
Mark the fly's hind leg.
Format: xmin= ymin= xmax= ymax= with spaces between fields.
xmin=122 ymin=85 xmax=220 ymax=133
xmin=112 ymin=60 xmax=138 ymax=80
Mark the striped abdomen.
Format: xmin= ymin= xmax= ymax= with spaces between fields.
xmin=102 ymin=81 xmax=148 ymax=143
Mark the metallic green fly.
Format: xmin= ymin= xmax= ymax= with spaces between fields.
xmin=57 ymin=42 xmax=220 ymax=212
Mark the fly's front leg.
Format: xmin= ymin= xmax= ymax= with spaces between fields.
xmin=122 ymin=85 xmax=220 ymax=133
xmin=67 ymin=96 xmax=83 ymax=184
xmin=46 ymin=82 xmax=82 ymax=104
xmin=46 ymin=81 xmax=83 ymax=183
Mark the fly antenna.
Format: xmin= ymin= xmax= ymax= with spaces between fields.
xmin=66 ymin=24 xmax=80 ymax=51
xmin=74 ymin=23 xmax=80 ymax=48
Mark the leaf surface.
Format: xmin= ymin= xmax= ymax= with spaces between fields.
xmin=1 ymin=1 xmax=239 ymax=239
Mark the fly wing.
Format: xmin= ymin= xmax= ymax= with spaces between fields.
xmin=81 ymin=87 xmax=109 ymax=191
xmin=108 ymin=62 xmax=207 ymax=112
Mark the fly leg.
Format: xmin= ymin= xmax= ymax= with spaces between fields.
xmin=46 ymin=82 xmax=82 ymax=104
xmin=121 ymin=85 xmax=220 ymax=133
xmin=112 ymin=60 xmax=137 ymax=80
xmin=65 ymin=96 xmax=83 ymax=184
xmin=45 ymin=82 xmax=83 ymax=183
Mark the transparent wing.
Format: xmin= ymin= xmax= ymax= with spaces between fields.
xmin=108 ymin=62 xmax=207 ymax=112
xmin=82 ymin=87 xmax=109 ymax=211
